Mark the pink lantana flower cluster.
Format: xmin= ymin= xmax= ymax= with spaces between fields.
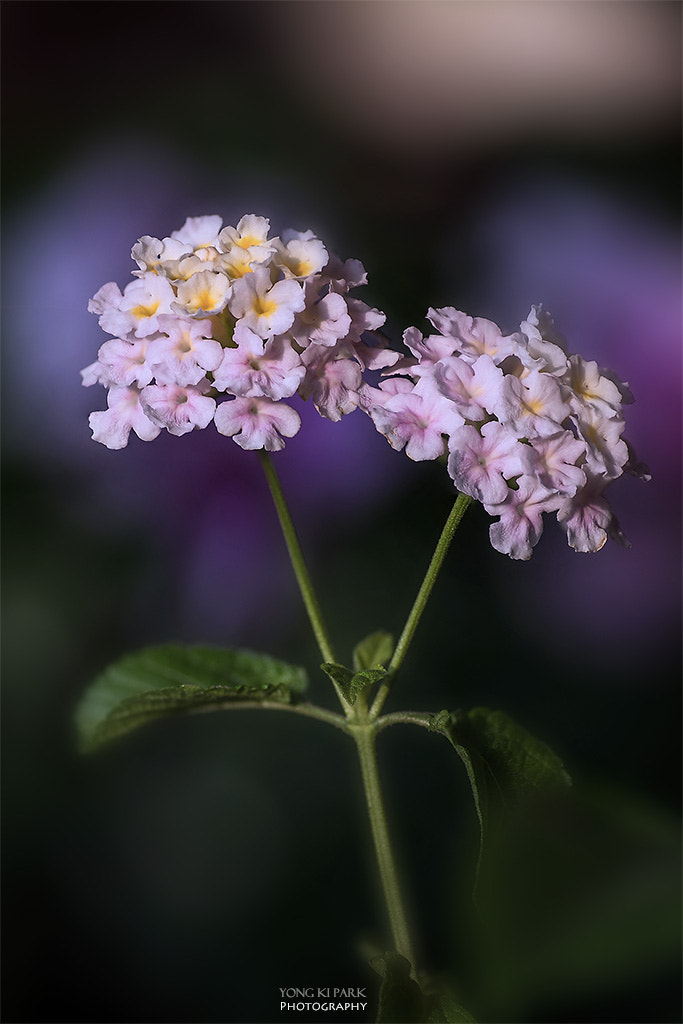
xmin=361 ymin=305 xmax=647 ymax=558
xmin=82 ymin=215 xmax=395 ymax=451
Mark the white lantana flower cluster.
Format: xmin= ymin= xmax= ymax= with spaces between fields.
xmin=82 ymin=215 xmax=395 ymax=451
xmin=361 ymin=305 xmax=647 ymax=558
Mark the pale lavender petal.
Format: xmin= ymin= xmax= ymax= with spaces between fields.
xmin=557 ymin=478 xmax=614 ymax=552
xmin=448 ymin=421 xmax=529 ymax=504
xmin=486 ymin=479 xmax=562 ymax=560
xmin=529 ymin=430 xmax=587 ymax=496
xmin=140 ymin=383 xmax=216 ymax=436
xmin=89 ymin=386 xmax=161 ymax=449
xmin=300 ymin=343 xmax=362 ymax=421
xmin=214 ymin=397 xmax=301 ymax=451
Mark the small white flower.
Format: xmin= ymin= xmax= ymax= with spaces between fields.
xmin=84 ymin=213 xmax=394 ymax=449
xmin=518 ymin=305 xmax=568 ymax=376
xmin=146 ymin=316 xmax=223 ymax=386
xmin=171 ymin=215 xmax=223 ymax=250
xmin=213 ymin=326 xmax=305 ymax=400
xmin=300 ymin=343 xmax=363 ymax=422
xmin=140 ymin=382 xmax=216 ymax=436
xmin=447 ymin=421 xmax=531 ymax=505
xmin=214 ymin=247 xmax=265 ymax=280
xmin=214 ymin=396 xmax=301 ymax=451
xmin=557 ymin=474 xmax=615 ymax=552
xmin=494 ymin=369 xmax=569 ymax=438
xmin=289 ymin=287 xmax=352 ymax=348
xmin=485 ymin=478 xmax=563 ymax=560
xmin=89 ymin=386 xmax=161 ymax=449
xmin=434 ymin=354 xmax=504 ymax=422
xmin=365 ymin=302 xmax=644 ymax=558
xmin=573 ymin=406 xmax=628 ymax=480
xmin=562 ymin=354 xmax=626 ymax=418
xmin=272 ymin=236 xmax=328 ymax=280
xmin=229 ymin=267 xmax=305 ymax=340
xmin=97 ymin=273 xmax=175 ymax=339
xmin=87 ymin=337 xmax=155 ymax=388
xmin=427 ymin=308 xmax=521 ymax=365
xmin=218 ymin=215 xmax=273 ymax=255
xmin=173 ymin=270 xmax=231 ymax=316
xmin=367 ymin=375 xmax=464 ymax=461
xmin=131 ymin=235 xmax=189 ymax=275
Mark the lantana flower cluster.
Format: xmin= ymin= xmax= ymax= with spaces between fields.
xmin=82 ymin=215 xmax=646 ymax=560
xmin=360 ymin=305 xmax=647 ymax=558
xmin=82 ymin=214 xmax=395 ymax=452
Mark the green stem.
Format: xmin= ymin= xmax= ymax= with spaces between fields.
xmin=370 ymin=493 xmax=471 ymax=718
xmin=259 ymin=451 xmax=336 ymax=666
xmin=354 ymin=722 xmax=417 ymax=972
xmin=192 ymin=699 xmax=351 ymax=733
xmin=375 ymin=711 xmax=433 ymax=733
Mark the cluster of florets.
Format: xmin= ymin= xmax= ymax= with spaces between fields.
xmin=82 ymin=215 xmax=395 ymax=451
xmin=360 ymin=305 xmax=647 ymax=558
xmin=82 ymin=218 xmax=646 ymax=559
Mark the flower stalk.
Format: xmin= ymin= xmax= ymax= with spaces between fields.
xmin=77 ymin=210 xmax=649 ymax=1024
xmin=260 ymin=458 xmax=475 ymax=980
xmin=259 ymin=450 xmax=421 ymax=970
xmin=258 ymin=450 xmax=337 ymax=666
xmin=370 ymin=492 xmax=472 ymax=718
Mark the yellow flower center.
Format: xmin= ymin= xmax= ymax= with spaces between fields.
xmin=253 ymin=294 xmax=277 ymax=317
xmin=237 ymin=234 xmax=263 ymax=250
xmin=131 ymin=301 xmax=159 ymax=319
xmin=193 ymin=289 xmax=215 ymax=311
xmin=291 ymin=260 xmax=313 ymax=278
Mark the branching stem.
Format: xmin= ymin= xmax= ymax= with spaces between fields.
xmin=258 ymin=455 xmax=469 ymax=980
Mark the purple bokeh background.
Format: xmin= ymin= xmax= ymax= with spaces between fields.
xmin=5 ymin=142 xmax=679 ymax=665
xmin=3 ymin=4 xmax=680 ymax=1022
xmin=470 ymin=177 xmax=682 ymax=669
xmin=4 ymin=141 xmax=410 ymax=646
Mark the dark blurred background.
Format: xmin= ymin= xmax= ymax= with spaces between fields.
xmin=2 ymin=3 xmax=681 ymax=1022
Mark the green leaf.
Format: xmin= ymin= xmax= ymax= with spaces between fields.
xmin=430 ymin=707 xmax=570 ymax=877
xmin=75 ymin=645 xmax=308 ymax=752
xmin=469 ymin=786 xmax=682 ymax=1020
xmin=353 ymin=631 xmax=394 ymax=671
xmin=320 ymin=662 xmax=354 ymax=692
xmin=372 ymin=952 xmax=424 ymax=1024
xmin=372 ymin=954 xmax=477 ymax=1023
xmin=427 ymin=994 xmax=478 ymax=1023
xmin=464 ymin=707 xmax=571 ymax=795
xmin=430 ymin=709 xmax=488 ymax=860
xmin=349 ymin=668 xmax=388 ymax=703
xmin=321 ymin=662 xmax=387 ymax=705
